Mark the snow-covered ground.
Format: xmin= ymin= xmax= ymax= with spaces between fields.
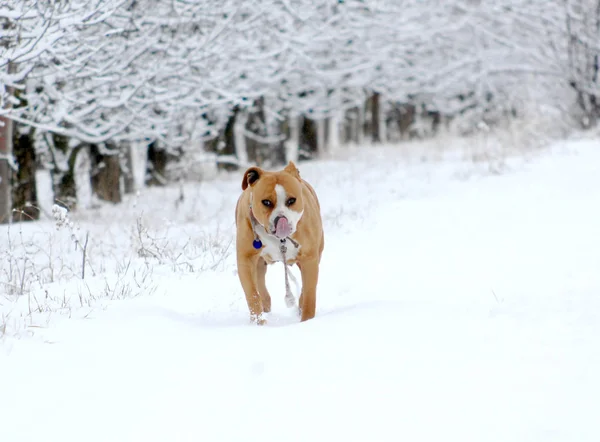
xmin=1 ymin=136 xmax=599 ymax=442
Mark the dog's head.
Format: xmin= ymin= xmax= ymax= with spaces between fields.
xmin=242 ymin=162 xmax=304 ymax=239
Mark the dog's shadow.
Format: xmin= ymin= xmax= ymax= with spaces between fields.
xmin=157 ymin=300 xmax=391 ymax=330
xmin=145 ymin=266 xmax=396 ymax=329
xmin=154 ymin=304 xmax=303 ymax=329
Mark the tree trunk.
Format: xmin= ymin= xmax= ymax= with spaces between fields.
xmin=130 ymin=142 xmax=148 ymax=192
xmin=52 ymin=133 xmax=78 ymax=210
xmin=219 ymin=106 xmax=239 ymax=171
xmin=357 ymin=104 xmax=365 ymax=145
xmin=234 ymin=110 xmax=249 ymax=166
xmin=73 ymin=146 xmax=93 ymax=209
xmin=91 ymin=144 xmax=122 ymax=203
xmin=371 ymin=92 xmax=381 ymax=143
xmin=316 ymin=118 xmax=326 ymax=157
xmin=327 ymin=114 xmax=340 ymax=154
xmin=378 ymin=97 xmax=387 ymax=143
xmin=343 ymin=107 xmax=359 ymax=144
xmin=0 ymin=116 xmax=13 ymax=223
xmin=397 ymin=103 xmax=416 ymax=140
xmin=299 ymin=116 xmax=318 ymax=160
xmin=121 ymin=142 xmax=136 ymax=194
xmin=146 ymin=141 xmax=168 ymax=186
xmin=1 ymin=26 xmax=16 ymax=224
xmin=285 ymin=115 xmax=300 ymax=163
xmin=11 ymin=127 xmax=39 ymax=222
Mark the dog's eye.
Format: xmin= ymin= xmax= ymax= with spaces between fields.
xmin=261 ymin=199 xmax=273 ymax=208
xmin=286 ymin=198 xmax=296 ymax=207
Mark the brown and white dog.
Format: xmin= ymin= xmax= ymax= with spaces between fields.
xmin=235 ymin=162 xmax=324 ymax=324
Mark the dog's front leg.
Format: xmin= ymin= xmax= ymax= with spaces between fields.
xmin=298 ymin=257 xmax=319 ymax=322
xmin=237 ymin=253 xmax=265 ymax=324
xmin=256 ymin=258 xmax=271 ymax=313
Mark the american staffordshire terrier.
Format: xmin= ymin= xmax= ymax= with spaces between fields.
xmin=235 ymin=162 xmax=324 ymax=324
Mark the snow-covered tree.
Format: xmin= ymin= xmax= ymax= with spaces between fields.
xmin=1 ymin=0 xmax=128 ymax=218
xmin=561 ymin=0 xmax=600 ymax=125
xmin=2 ymin=0 xmax=598 ymax=214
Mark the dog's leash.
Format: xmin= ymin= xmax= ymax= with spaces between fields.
xmin=279 ymin=239 xmax=296 ymax=308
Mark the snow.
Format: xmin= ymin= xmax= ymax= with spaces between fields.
xmin=1 ymin=136 xmax=600 ymax=442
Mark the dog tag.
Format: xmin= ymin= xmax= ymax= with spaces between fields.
xmin=253 ymin=239 xmax=263 ymax=249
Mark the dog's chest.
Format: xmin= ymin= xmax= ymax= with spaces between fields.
xmin=257 ymin=230 xmax=300 ymax=264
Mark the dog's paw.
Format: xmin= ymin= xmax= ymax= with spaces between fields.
xmin=250 ymin=312 xmax=267 ymax=326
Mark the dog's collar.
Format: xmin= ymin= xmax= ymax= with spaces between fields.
xmin=249 ymin=206 xmax=266 ymax=249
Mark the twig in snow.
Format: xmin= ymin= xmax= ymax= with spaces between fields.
xmin=81 ymin=232 xmax=89 ymax=279
xmin=491 ymin=289 xmax=501 ymax=303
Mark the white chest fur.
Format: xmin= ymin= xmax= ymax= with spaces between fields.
xmin=256 ymin=229 xmax=300 ymax=263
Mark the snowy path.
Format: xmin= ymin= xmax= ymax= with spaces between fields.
xmin=2 ymin=140 xmax=600 ymax=442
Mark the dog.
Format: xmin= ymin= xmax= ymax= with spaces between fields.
xmin=235 ymin=161 xmax=324 ymax=324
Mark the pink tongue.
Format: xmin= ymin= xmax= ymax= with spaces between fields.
xmin=275 ymin=217 xmax=291 ymax=238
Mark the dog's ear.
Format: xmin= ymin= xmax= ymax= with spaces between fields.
xmin=241 ymin=167 xmax=262 ymax=190
xmin=284 ymin=161 xmax=301 ymax=180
